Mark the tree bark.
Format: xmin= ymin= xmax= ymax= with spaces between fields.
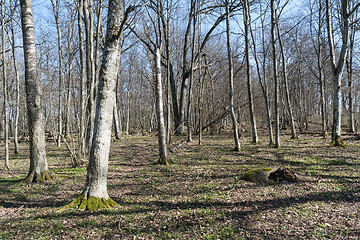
xmin=243 ymin=0 xmax=258 ymax=143
xmin=271 ymin=0 xmax=281 ymax=148
xmin=276 ymin=20 xmax=297 ymax=139
xmin=64 ymin=0 xmax=124 ymax=211
xmin=155 ymin=47 xmax=169 ymax=165
xmin=2 ymin=0 xmax=9 ymax=169
xmin=225 ymin=0 xmax=241 ymax=151
xmin=20 ymin=0 xmax=51 ymax=183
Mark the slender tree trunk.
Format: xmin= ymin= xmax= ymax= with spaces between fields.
xmin=243 ymin=0 xmax=258 ymax=143
xmin=276 ymin=21 xmax=297 ymax=139
xmin=113 ymin=102 xmax=121 ymax=140
xmin=317 ymin=0 xmax=327 ymax=138
xmin=225 ymin=0 xmax=240 ymax=151
xmin=271 ymin=0 xmax=280 ymax=148
xmin=78 ymin=0 xmax=86 ymax=159
xmin=347 ymin=30 xmax=355 ymax=132
xmin=9 ymin=14 xmax=20 ymax=154
xmin=51 ymin=0 xmax=64 ymax=147
xmin=2 ymin=0 xmax=9 ymax=169
xmin=20 ymin=0 xmax=51 ymax=183
xmin=155 ymin=47 xmax=169 ymax=165
xmin=84 ymin=0 xmax=96 ymax=152
xmin=249 ymin=0 xmax=274 ymax=145
xmin=64 ymin=0 xmax=124 ymax=211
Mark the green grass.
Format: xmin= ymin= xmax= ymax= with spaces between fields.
xmin=0 ymin=131 xmax=359 ymax=239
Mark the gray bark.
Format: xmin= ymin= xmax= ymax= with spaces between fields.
xmin=225 ymin=0 xmax=241 ymax=151
xmin=155 ymin=47 xmax=168 ymax=164
xmin=276 ymin=20 xmax=297 ymax=139
xmin=243 ymin=0 xmax=258 ymax=143
xmin=2 ymin=0 xmax=9 ymax=169
xmin=83 ymin=0 xmax=124 ymax=202
xmin=51 ymin=0 xmax=64 ymax=147
xmin=271 ymin=0 xmax=281 ymax=148
xmin=20 ymin=0 xmax=50 ymax=183
xmin=78 ymin=0 xmax=86 ymax=159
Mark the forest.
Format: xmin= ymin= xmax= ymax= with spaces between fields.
xmin=0 ymin=0 xmax=359 ymax=239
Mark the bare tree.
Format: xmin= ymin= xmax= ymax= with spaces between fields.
xmin=20 ymin=0 xmax=51 ymax=183
xmin=225 ymin=0 xmax=240 ymax=151
xmin=64 ymin=0 xmax=126 ymax=211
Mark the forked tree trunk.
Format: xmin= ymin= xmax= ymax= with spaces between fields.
xmin=64 ymin=0 xmax=124 ymax=211
xmin=225 ymin=0 xmax=241 ymax=151
xmin=271 ymin=0 xmax=281 ymax=148
xmin=243 ymin=0 xmax=258 ymax=143
xmin=20 ymin=0 xmax=51 ymax=183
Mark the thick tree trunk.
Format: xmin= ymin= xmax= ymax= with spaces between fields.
xmin=243 ymin=0 xmax=258 ymax=143
xmin=2 ymin=0 xmax=9 ymax=169
xmin=326 ymin=0 xmax=350 ymax=147
xmin=20 ymin=0 xmax=51 ymax=183
xmin=64 ymin=0 xmax=124 ymax=211
xmin=271 ymin=0 xmax=281 ymax=148
xmin=225 ymin=0 xmax=241 ymax=151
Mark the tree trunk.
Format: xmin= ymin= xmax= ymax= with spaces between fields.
xmin=20 ymin=0 xmax=51 ymax=183
xmin=243 ymin=0 xmax=258 ymax=143
xmin=225 ymin=0 xmax=241 ymax=151
xmin=84 ymin=0 xmax=96 ymax=152
xmin=9 ymin=10 xmax=20 ymax=154
xmin=276 ymin=20 xmax=297 ymax=139
xmin=2 ymin=0 xmax=9 ymax=169
xmin=78 ymin=0 xmax=86 ymax=159
xmin=271 ymin=0 xmax=281 ymax=148
xmin=64 ymin=0 xmax=124 ymax=211
xmin=326 ymin=0 xmax=351 ymax=146
xmin=155 ymin=48 xmax=169 ymax=165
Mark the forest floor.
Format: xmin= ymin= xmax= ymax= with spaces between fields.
xmin=0 ymin=129 xmax=359 ymax=239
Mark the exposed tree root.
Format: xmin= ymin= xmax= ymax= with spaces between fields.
xmin=158 ymin=158 xmax=170 ymax=165
xmin=330 ymin=135 xmax=346 ymax=147
xmin=61 ymin=195 xmax=118 ymax=212
xmin=22 ymin=170 xmax=52 ymax=184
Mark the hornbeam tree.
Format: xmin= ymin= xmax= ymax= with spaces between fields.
xmin=20 ymin=0 xmax=52 ymax=183
xmin=63 ymin=0 xmax=126 ymax=211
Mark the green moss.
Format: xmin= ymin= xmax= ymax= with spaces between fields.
xmin=330 ymin=135 xmax=346 ymax=148
xmin=60 ymin=195 xmax=118 ymax=212
xmin=243 ymin=167 xmax=276 ymax=182
xmin=158 ymin=158 xmax=170 ymax=165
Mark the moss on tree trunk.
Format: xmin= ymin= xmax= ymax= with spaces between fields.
xmin=330 ymin=134 xmax=346 ymax=147
xmin=61 ymin=195 xmax=117 ymax=212
xmin=23 ymin=170 xmax=52 ymax=184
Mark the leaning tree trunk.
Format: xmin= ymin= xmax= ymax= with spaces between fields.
xmin=271 ymin=0 xmax=281 ymax=148
xmin=243 ymin=0 xmax=258 ymax=143
xmin=225 ymin=0 xmax=241 ymax=151
xmin=2 ymin=0 xmax=9 ymax=169
xmin=20 ymin=0 xmax=51 ymax=183
xmin=64 ymin=0 xmax=124 ymax=211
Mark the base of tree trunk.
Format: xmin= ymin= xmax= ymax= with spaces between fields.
xmin=251 ymin=140 xmax=259 ymax=144
xmin=290 ymin=136 xmax=299 ymax=139
xmin=158 ymin=158 xmax=170 ymax=165
xmin=274 ymin=144 xmax=281 ymax=149
xmin=330 ymin=135 xmax=346 ymax=147
xmin=62 ymin=195 xmax=118 ymax=212
xmin=23 ymin=170 xmax=52 ymax=184
xmin=232 ymin=147 xmax=241 ymax=152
